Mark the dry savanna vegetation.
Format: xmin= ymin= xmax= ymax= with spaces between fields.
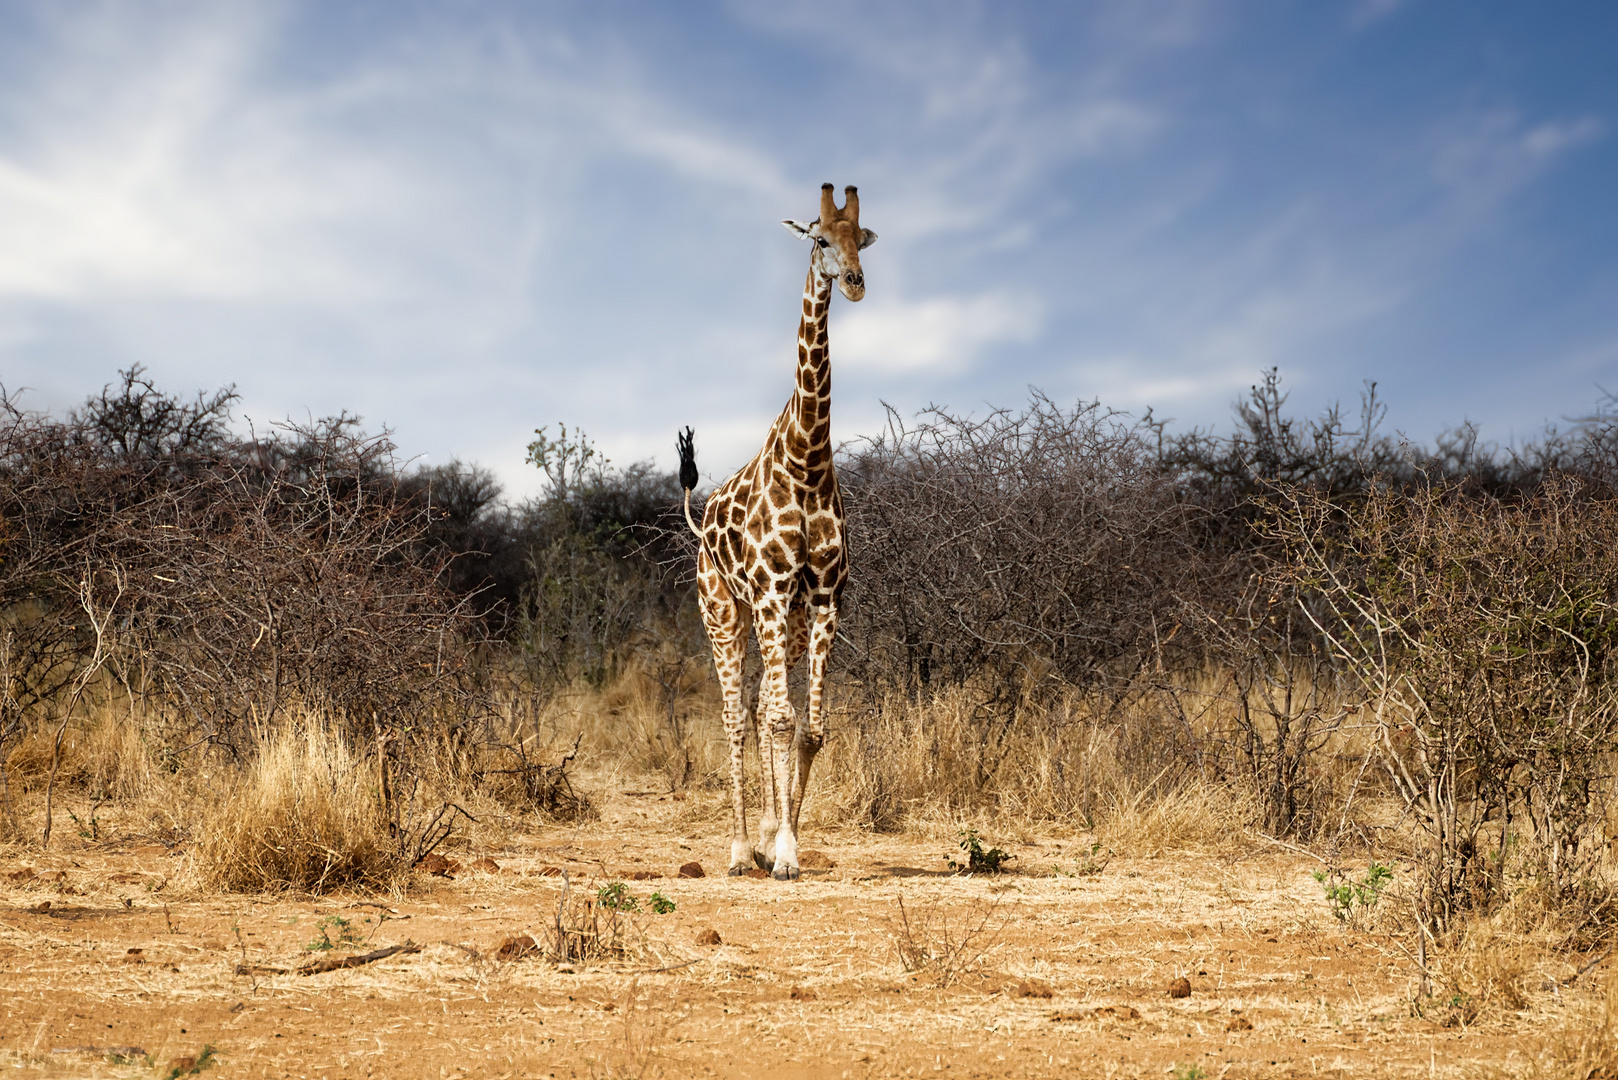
xmin=5 ymin=367 xmax=1618 ymax=1078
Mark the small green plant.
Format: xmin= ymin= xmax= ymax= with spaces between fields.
xmin=1312 ymin=862 xmax=1393 ymax=924
xmin=162 ymin=1045 xmax=218 ymax=1077
xmin=648 ymin=891 xmax=676 ymax=915
xmin=1170 ymin=1064 xmax=1207 ymax=1080
xmin=1055 ymin=841 xmax=1110 ymax=877
xmin=305 ymin=915 xmax=363 ymax=952
xmin=949 ymin=829 xmax=1014 ymax=874
xmin=597 ymin=881 xmax=639 ymax=912
xmin=68 ymin=804 xmax=104 ymax=840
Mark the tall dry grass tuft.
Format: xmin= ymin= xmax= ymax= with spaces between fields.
xmin=803 ymin=681 xmax=1255 ymax=843
xmin=192 ymin=721 xmax=401 ymax=893
xmin=1094 ymin=781 xmax=1258 ymax=857
xmin=1519 ymin=979 xmax=1618 ymax=1079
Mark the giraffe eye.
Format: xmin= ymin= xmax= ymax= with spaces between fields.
xmin=816 ymin=238 xmax=828 ymax=248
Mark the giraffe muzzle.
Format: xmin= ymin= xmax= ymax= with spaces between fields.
xmin=840 ymin=271 xmax=865 ymax=300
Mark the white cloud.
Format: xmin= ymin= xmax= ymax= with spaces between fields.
xmin=835 ymin=291 xmax=1042 ymax=375
xmin=1431 ymin=111 xmax=1605 ymax=219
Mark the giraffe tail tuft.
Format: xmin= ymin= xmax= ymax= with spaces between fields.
xmin=676 ymin=426 xmax=702 ymax=537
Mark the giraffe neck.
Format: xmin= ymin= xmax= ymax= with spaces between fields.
xmin=782 ymin=264 xmax=835 ymax=469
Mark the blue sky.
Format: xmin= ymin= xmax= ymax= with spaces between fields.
xmin=1 ymin=1 xmax=1614 ymax=497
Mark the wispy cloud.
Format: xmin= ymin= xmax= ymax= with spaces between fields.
xmin=837 ymin=290 xmax=1042 ymax=375
xmin=0 ymin=1 xmax=1612 ymax=499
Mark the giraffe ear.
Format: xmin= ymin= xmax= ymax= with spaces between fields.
xmin=858 ymin=228 xmax=878 ymax=250
xmin=782 ymin=219 xmax=815 ymax=240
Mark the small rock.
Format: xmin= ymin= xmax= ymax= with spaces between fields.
xmin=624 ymin=870 xmax=662 ymax=881
xmin=789 ymin=986 xmax=817 ymax=1001
xmin=798 ymin=850 xmax=836 ymax=870
xmin=1167 ymin=977 xmax=1192 ymax=999
xmin=495 ymin=934 xmax=537 ymax=961
xmin=418 ymin=853 xmax=460 ymax=878
xmin=31 ymin=900 xmax=51 ymax=914
xmin=1014 ymin=979 xmax=1054 ymax=1000
xmin=744 ymin=868 xmax=769 ymax=880
xmin=469 ymin=857 xmax=501 ymax=873
xmin=120 ymin=948 xmax=145 ymax=965
xmin=677 ymin=861 xmax=705 ymax=879
xmin=696 ymin=928 xmax=722 ymax=946
xmin=1226 ymin=1015 xmax=1253 ymax=1032
xmin=5 ymin=867 xmax=33 ymax=882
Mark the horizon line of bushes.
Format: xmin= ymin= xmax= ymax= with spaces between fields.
xmin=7 ymin=364 xmax=1618 ymax=932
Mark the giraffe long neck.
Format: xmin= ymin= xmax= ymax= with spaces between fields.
xmin=783 ymin=264 xmax=835 ymax=474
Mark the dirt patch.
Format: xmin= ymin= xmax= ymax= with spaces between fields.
xmin=0 ymin=790 xmax=1591 ymax=1078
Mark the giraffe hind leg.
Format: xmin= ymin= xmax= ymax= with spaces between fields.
xmin=695 ymin=560 xmax=754 ymax=876
xmin=747 ymin=654 xmax=775 ymax=870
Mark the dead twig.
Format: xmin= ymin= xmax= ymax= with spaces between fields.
xmin=297 ymin=940 xmax=422 ymax=976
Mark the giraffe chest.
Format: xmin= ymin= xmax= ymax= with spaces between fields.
xmin=702 ymin=475 xmax=845 ymax=604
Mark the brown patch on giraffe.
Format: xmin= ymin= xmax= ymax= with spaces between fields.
xmin=761 ymin=540 xmax=792 ymax=576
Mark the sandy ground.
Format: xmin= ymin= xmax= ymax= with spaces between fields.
xmin=0 ymin=788 xmax=1599 ymax=1079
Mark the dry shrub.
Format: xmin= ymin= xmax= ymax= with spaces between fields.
xmin=890 ymin=894 xmax=1007 ymax=988
xmin=543 ymin=871 xmax=658 ymax=967
xmin=192 ymin=722 xmax=400 ymax=893
xmin=1095 ymin=782 xmax=1257 ymax=858
xmin=490 ymin=660 xmax=726 ymax=799
xmin=478 ymin=735 xmax=596 ymax=823
xmin=1428 ymin=916 xmax=1536 ymax=1026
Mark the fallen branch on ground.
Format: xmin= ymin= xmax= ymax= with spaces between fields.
xmin=298 ymin=940 xmax=422 ymax=976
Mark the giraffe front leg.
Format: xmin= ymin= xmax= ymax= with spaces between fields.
xmin=749 ymin=666 xmax=777 ymax=871
xmin=758 ymin=603 xmax=808 ymax=870
xmin=755 ymin=603 xmax=800 ymax=880
xmin=788 ymin=602 xmax=837 ymax=837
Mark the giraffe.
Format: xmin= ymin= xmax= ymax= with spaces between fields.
xmin=677 ymin=183 xmax=875 ymax=879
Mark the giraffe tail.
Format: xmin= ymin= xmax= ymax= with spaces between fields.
xmin=676 ymin=425 xmax=702 ymax=538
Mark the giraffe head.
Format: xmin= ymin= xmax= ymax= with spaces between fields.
xmin=782 ymin=183 xmax=876 ymax=301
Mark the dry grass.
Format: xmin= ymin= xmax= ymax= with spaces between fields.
xmin=1095 ymin=781 xmax=1259 ymax=857
xmin=1517 ymin=978 xmax=1618 ymax=1079
xmin=501 ymin=668 xmax=1276 ymax=856
xmin=190 ymin=720 xmax=401 ymax=894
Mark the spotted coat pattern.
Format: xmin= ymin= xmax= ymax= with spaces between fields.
xmin=693 ymin=184 xmax=869 ymax=879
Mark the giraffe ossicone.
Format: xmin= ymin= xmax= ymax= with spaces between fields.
xmin=678 ymin=183 xmax=872 ymax=880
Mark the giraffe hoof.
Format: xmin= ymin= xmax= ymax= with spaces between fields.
xmin=772 ymin=865 xmax=800 ymax=881
xmin=727 ymin=866 xmax=750 ymax=877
